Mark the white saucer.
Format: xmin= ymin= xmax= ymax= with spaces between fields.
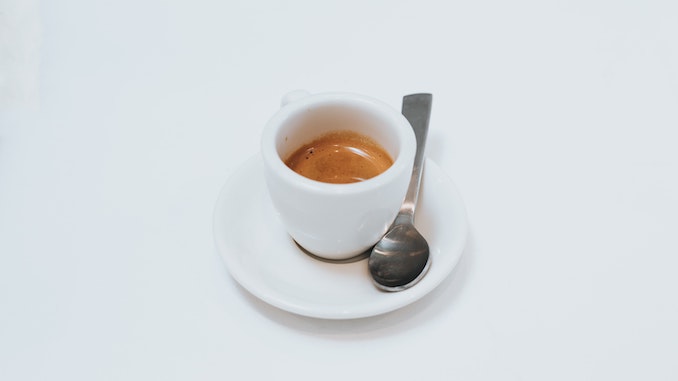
xmin=213 ymin=154 xmax=468 ymax=319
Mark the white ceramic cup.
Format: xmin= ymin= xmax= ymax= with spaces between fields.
xmin=261 ymin=91 xmax=416 ymax=260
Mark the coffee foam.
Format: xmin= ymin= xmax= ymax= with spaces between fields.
xmin=284 ymin=130 xmax=394 ymax=184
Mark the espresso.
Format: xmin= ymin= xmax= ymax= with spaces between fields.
xmin=284 ymin=130 xmax=394 ymax=184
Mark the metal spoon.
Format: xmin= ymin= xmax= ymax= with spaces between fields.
xmin=368 ymin=93 xmax=432 ymax=291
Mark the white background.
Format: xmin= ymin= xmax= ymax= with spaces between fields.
xmin=1 ymin=0 xmax=677 ymax=379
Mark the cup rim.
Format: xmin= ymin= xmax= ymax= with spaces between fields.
xmin=261 ymin=92 xmax=416 ymax=195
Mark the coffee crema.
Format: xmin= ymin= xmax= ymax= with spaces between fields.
xmin=284 ymin=130 xmax=394 ymax=184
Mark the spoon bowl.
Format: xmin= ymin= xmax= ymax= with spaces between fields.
xmin=369 ymin=221 xmax=430 ymax=291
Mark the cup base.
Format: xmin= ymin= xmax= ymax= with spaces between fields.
xmin=293 ymin=240 xmax=371 ymax=264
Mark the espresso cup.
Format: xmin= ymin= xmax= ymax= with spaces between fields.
xmin=261 ymin=91 xmax=416 ymax=260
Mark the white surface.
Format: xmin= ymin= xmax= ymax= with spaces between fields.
xmin=214 ymin=155 xmax=467 ymax=319
xmin=1 ymin=0 xmax=677 ymax=380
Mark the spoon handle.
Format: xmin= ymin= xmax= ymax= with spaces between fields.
xmin=397 ymin=93 xmax=432 ymax=224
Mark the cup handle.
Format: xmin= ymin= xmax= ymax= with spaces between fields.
xmin=281 ymin=90 xmax=310 ymax=107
